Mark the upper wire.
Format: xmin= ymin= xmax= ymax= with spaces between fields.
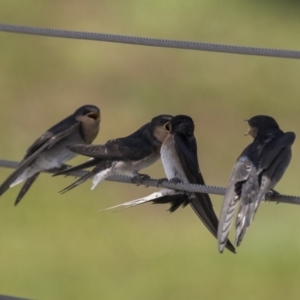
xmin=1 ymin=23 xmax=300 ymax=59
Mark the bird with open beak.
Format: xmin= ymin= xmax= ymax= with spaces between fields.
xmin=218 ymin=115 xmax=295 ymax=252
xmin=54 ymin=115 xmax=173 ymax=192
xmin=0 ymin=105 xmax=100 ymax=205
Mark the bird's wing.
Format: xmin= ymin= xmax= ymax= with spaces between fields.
xmin=67 ymin=137 xmax=153 ymax=161
xmin=0 ymin=118 xmax=80 ymax=197
xmin=258 ymin=132 xmax=295 ymax=173
xmin=218 ymin=155 xmax=253 ymax=253
xmin=24 ymin=115 xmax=81 ymax=158
xmin=252 ymin=133 xmax=295 ymax=215
xmin=249 ymin=132 xmax=296 ymax=217
xmin=235 ymin=133 xmax=295 ymax=246
xmin=174 ymin=132 xmax=236 ymax=253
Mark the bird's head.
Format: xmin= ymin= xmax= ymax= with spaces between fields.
xmin=245 ymin=115 xmax=279 ymax=138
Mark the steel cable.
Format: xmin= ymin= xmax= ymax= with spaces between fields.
xmin=1 ymin=23 xmax=300 ymax=59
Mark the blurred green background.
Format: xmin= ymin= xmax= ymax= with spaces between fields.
xmin=1 ymin=1 xmax=300 ymax=299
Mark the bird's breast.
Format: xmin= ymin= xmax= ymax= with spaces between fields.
xmin=112 ymin=152 xmax=160 ymax=175
xmin=161 ymin=136 xmax=187 ymax=182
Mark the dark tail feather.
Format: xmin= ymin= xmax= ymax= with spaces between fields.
xmin=0 ymin=181 xmax=12 ymax=198
xmin=190 ymin=193 xmax=236 ymax=254
xmin=152 ymin=194 xmax=189 ymax=212
xmin=53 ymin=159 xmax=98 ymax=177
xmin=59 ymin=172 xmax=94 ymax=194
xmin=0 ymin=168 xmax=23 ymax=197
xmin=14 ymin=173 xmax=40 ymax=206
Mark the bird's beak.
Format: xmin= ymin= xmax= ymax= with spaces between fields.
xmin=87 ymin=112 xmax=100 ymax=120
xmin=244 ymin=119 xmax=250 ymax=136
xmin=163 ymin=121 xmax=172 ymax=132
xmin=245 ymin=126 xmax=257 ymax=138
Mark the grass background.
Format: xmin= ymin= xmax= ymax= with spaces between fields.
xmin=0 ymin=1 xmax=300 ymax=299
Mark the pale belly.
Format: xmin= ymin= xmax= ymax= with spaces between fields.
xmin=160 ymin=136 xmax=188 ymax=183
xmin=11 ymin=131 xmax=84 ymax=187
xmin=91 ymin=152 xmax=160 ymax=189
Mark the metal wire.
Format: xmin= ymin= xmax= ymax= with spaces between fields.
xmin=0 ymin=158 xmax=299 ymax=205
xmin=1 ymin=23 xmax=300 ymax=59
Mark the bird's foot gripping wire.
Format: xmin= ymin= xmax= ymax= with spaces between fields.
xmin=131 ymin=174 xmax=151 ymax=186
xmin=156 ymin=178 xmax=168 ymax=187
xmin=266 ymin=189 xmax=280 ymax=204
xmin=169 ymin=177 xmax=183 ymax=184
xmin=156 ymin=177 xmax=182 ymax=188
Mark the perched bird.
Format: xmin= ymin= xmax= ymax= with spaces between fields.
xmin=0 ymin=105 xmax=100 ymax=205
xmin=54 ymin=114 xmax=173 ymax=192
xmin=218 ymin=115 xmax=295 ymax=252
xmin=102 ymin=115 xmax=236 ymax=254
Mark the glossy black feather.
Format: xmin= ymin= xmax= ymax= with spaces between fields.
xmin=67 ymin=114 xmax=172 ymax=161
xmin=218 ymin=115 xmax=295 ymax=251
xmin=14 ymin=173 xmax=40 ymax=206
xmin=152 ymin=193 xmax=190 ymax=212
xmin=53 ymin=159 xmax=100 ymax=177
xmin=173 ymin=123 xmax=235 ymax=253
xmin=67 ymin=125 xmax=155 ymax=161
xmin=159 ymin=115 xmax=235 ymax=253
xmin=57 ymin=115 xmax=173 ymax=191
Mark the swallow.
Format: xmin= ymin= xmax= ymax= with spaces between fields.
xmin=102 ymin=115 xmax=236 ymax=254
xmin=53 ymin=115 xmax=173 ymax=192
xmin=0 ymin=105 xmax=100 ymax=205
xmin=218 ymin=115 xmax=295 ymax=252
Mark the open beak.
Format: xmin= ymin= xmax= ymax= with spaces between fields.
xmin=244 ymin=119 xmax=250 ymax=136
xmin=245 ymin=126 xmax=257 ymax=138
xmin=163 ymin=121 xmax=172 ymax=132
xmin=245 ymin=128 xmax=250 ymax=136
xmin=87 ymin=112 xmax=100 ymax=120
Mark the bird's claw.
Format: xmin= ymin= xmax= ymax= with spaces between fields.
xmin=169 ymin=178 xmax=182 ymax=184
xmin=267 ymin=189 xmax=280 ymax=204
xmin=156 ymin=178 xmax=168 ymax=187
xmin=131 ymin=174 xmax=151 ymax=186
